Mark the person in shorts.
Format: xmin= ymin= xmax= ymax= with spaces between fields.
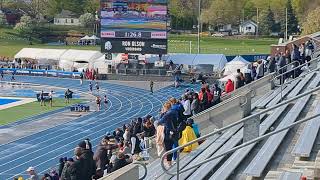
xmin=103 ymin=94 xmax=108 ymax=110
xmin=40 ymin=90 xmax=45 ymax=106
xmin=89 ymin=82 xmax=93 ymax=93
xmin=150 ymin=80 xmax=154 ymax=94
xmin=0 ymin=71 xmax=3 ymax=80
xmin=96 ymin=96 xmax=101 ymax=111
xmin=80 ymin=73 xmax=84 ymax=85
xmin=95 ymin=82 xmax=100 ymax=92
xmin=49 ymin=90 xmax=53 ymax=107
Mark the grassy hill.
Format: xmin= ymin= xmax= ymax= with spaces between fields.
xmin=0 ymin=27 xmax=277 ymax=57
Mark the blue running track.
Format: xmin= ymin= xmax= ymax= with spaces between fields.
xmin=0 ymin=76 xmax=200 ymax=179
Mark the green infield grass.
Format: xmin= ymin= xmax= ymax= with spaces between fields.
xmin=0 ymin=98 xmax=83 ymax=125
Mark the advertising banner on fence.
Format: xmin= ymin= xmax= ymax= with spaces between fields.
xmin=100 ymin=0 xmax=168 ymax=54
xmin=0 ymin=68 xmax=81 ymax=78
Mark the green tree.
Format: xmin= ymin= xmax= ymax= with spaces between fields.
xmin=259 ymin=8 xmax=276 ymax=35
xmin=79 ymin=13 xmax=95 ymax=28
xmin=14 ymin=15 xmax=34 ymax=39
xmin=64 ymin=0 xmax=86 ymax=16
xmin=302 ymin=7 xmax=320 ymax=35
xmin=84 ymin=0 xmax=100 ymax=14
xmin=0 ymin=12 xmax=7 ymax=26
xmin=201 ymin=0 xmax=241 ymax=27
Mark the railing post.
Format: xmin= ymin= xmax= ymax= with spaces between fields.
xmin=176 ymin=151 xmax=180 ymax=180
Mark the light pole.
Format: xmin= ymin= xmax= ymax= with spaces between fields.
xmin=197 ymin=0 xmax=201 ymax=54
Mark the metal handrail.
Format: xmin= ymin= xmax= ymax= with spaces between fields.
xmin=133 ymin=162 xmax=147 ymax=180
xmin=275 ymin=66 xmax=320 ymax=88
xmin=160 ymin=85 xmax=320 ymax=179
xmin=164 ymin=113 xmax=320 ymax=176
xmin=273 ymin=56 xmax=320 ymax=100
xmin=277 ymin=60 xmax=301 ymax=74
xmin=273 ymin=57 xmax=320 ymax=81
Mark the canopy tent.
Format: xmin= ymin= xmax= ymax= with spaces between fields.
xmin=88 ymin=35 xmax=100 ymax=40
xmin=59 ymin=50 xmax=103 ymax=71
xmin=14 ymin=48 xmax=67 ymax=65
xmin=80 ymin=35 xmax=91 ymax=40
xmin=223 ymin=56 xmax=250 ymax=76
xmin=167 ymin=54 xmax=228 ymax=71
xmin=219 ymin=73 xmax=237 ymax=82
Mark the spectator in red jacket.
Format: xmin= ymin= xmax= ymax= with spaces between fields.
xmin=225 ymin=79 xmax=234 ymax=93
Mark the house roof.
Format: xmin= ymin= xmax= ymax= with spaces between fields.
xmin=55 ymin=10 xmax=78 ymax=18
xmin=240 ymin=20 xmax=257 ymax=27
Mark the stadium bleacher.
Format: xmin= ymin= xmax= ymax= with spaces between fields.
xmin=141 ymin=56 xmax=320 ymax=180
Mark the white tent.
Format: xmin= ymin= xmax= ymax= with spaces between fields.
xmin=166 ymin=54 xmax=228 ymax=71
xmin=59 ymin=50 xmax=103 ymax=71
xmin=80 ymin=35 xmax=90 ymax=40
xmin=89 ymin=35 xmax=100 ymax=40
xmin=223 ymin=56 xmax=250 ymax=76
xmin=14 ymin=48 xmax=67 ymax=65
xmin=219 ymin=73 xmax=237 ymax=82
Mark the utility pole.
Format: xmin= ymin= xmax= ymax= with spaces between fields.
xmin=256 ymin=8 xmax=259 ymax=37
xmin=197 ymin=0 xmax=201 ymax=54
xmin=285 ymin=8 xmax=288 ymax=41
xmin=242 ymin=9 xmax=245 ymax=23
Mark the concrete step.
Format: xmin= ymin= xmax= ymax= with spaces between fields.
xmin=264 ymin=170 xmax=282 ymax=180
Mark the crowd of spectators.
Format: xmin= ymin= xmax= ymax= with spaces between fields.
xmin=19 ymin=78 xmax=233 ymax=179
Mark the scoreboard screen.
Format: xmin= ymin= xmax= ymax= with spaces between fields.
xmin=100 ymin=0 xmax=167 ymax=39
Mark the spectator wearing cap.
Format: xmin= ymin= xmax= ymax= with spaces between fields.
xmin=58 ymin=157 xmax=65 ymax=177
xmin=78 ymin=140 xmax=96 ymax=180
xmin=61 ymin=148 xmax=81 ymax=180
xmin=93 ymin=136 xmax=117 ymax=174
xmin=26 ymin=167 xmax=39 ymax=180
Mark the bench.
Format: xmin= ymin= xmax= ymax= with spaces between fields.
xmin=152 ymin=134 xmax=221 ymax=180
xmin=209 ymin=105 xmax=288 ymax=180
xmin=256 ymin=85 xmax=287 ymax=109
xmin=251 ymin=90 xmax=274 ymax=111
xmin=266 ymin=79 xmax=300 ymax=108
xmin=278 ymin=171 xmax=302 ymax=180
xmin=244 ymin=95 xmax=311 ymax=177
xmin=292 ymin=102 xmax=320 ymax=157
xmin=209 ymin=73 xmax=320 ymax=179
xmin=286 ymin=72 xmax=315 ymax=99
xmin=170 ymin=124 xmax=243 ymax=180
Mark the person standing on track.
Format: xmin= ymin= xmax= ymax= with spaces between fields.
xmin=0 ymin=70 xmax=3 ymax=80
xmin=40 ymin=90 xmax=46 ymax=106
xmin=103 ymin=94 xmax=108 ymax=110
xmin=11 ymin=72 xmax=15 ymax=81
xmin=150 ymin=80 xmax=154 ymax=94
xmin=96 ymin=96 xmax=101 ymax=111
xmin=80 ymin=72 xmax=84 ymax=85
xmin=89 ymin=82 xmax=93 ymax=93
xmin=49 ymin=90 xmax=53 ymax=107
xmin=95 ymin=82 xmax=100 ymax=93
